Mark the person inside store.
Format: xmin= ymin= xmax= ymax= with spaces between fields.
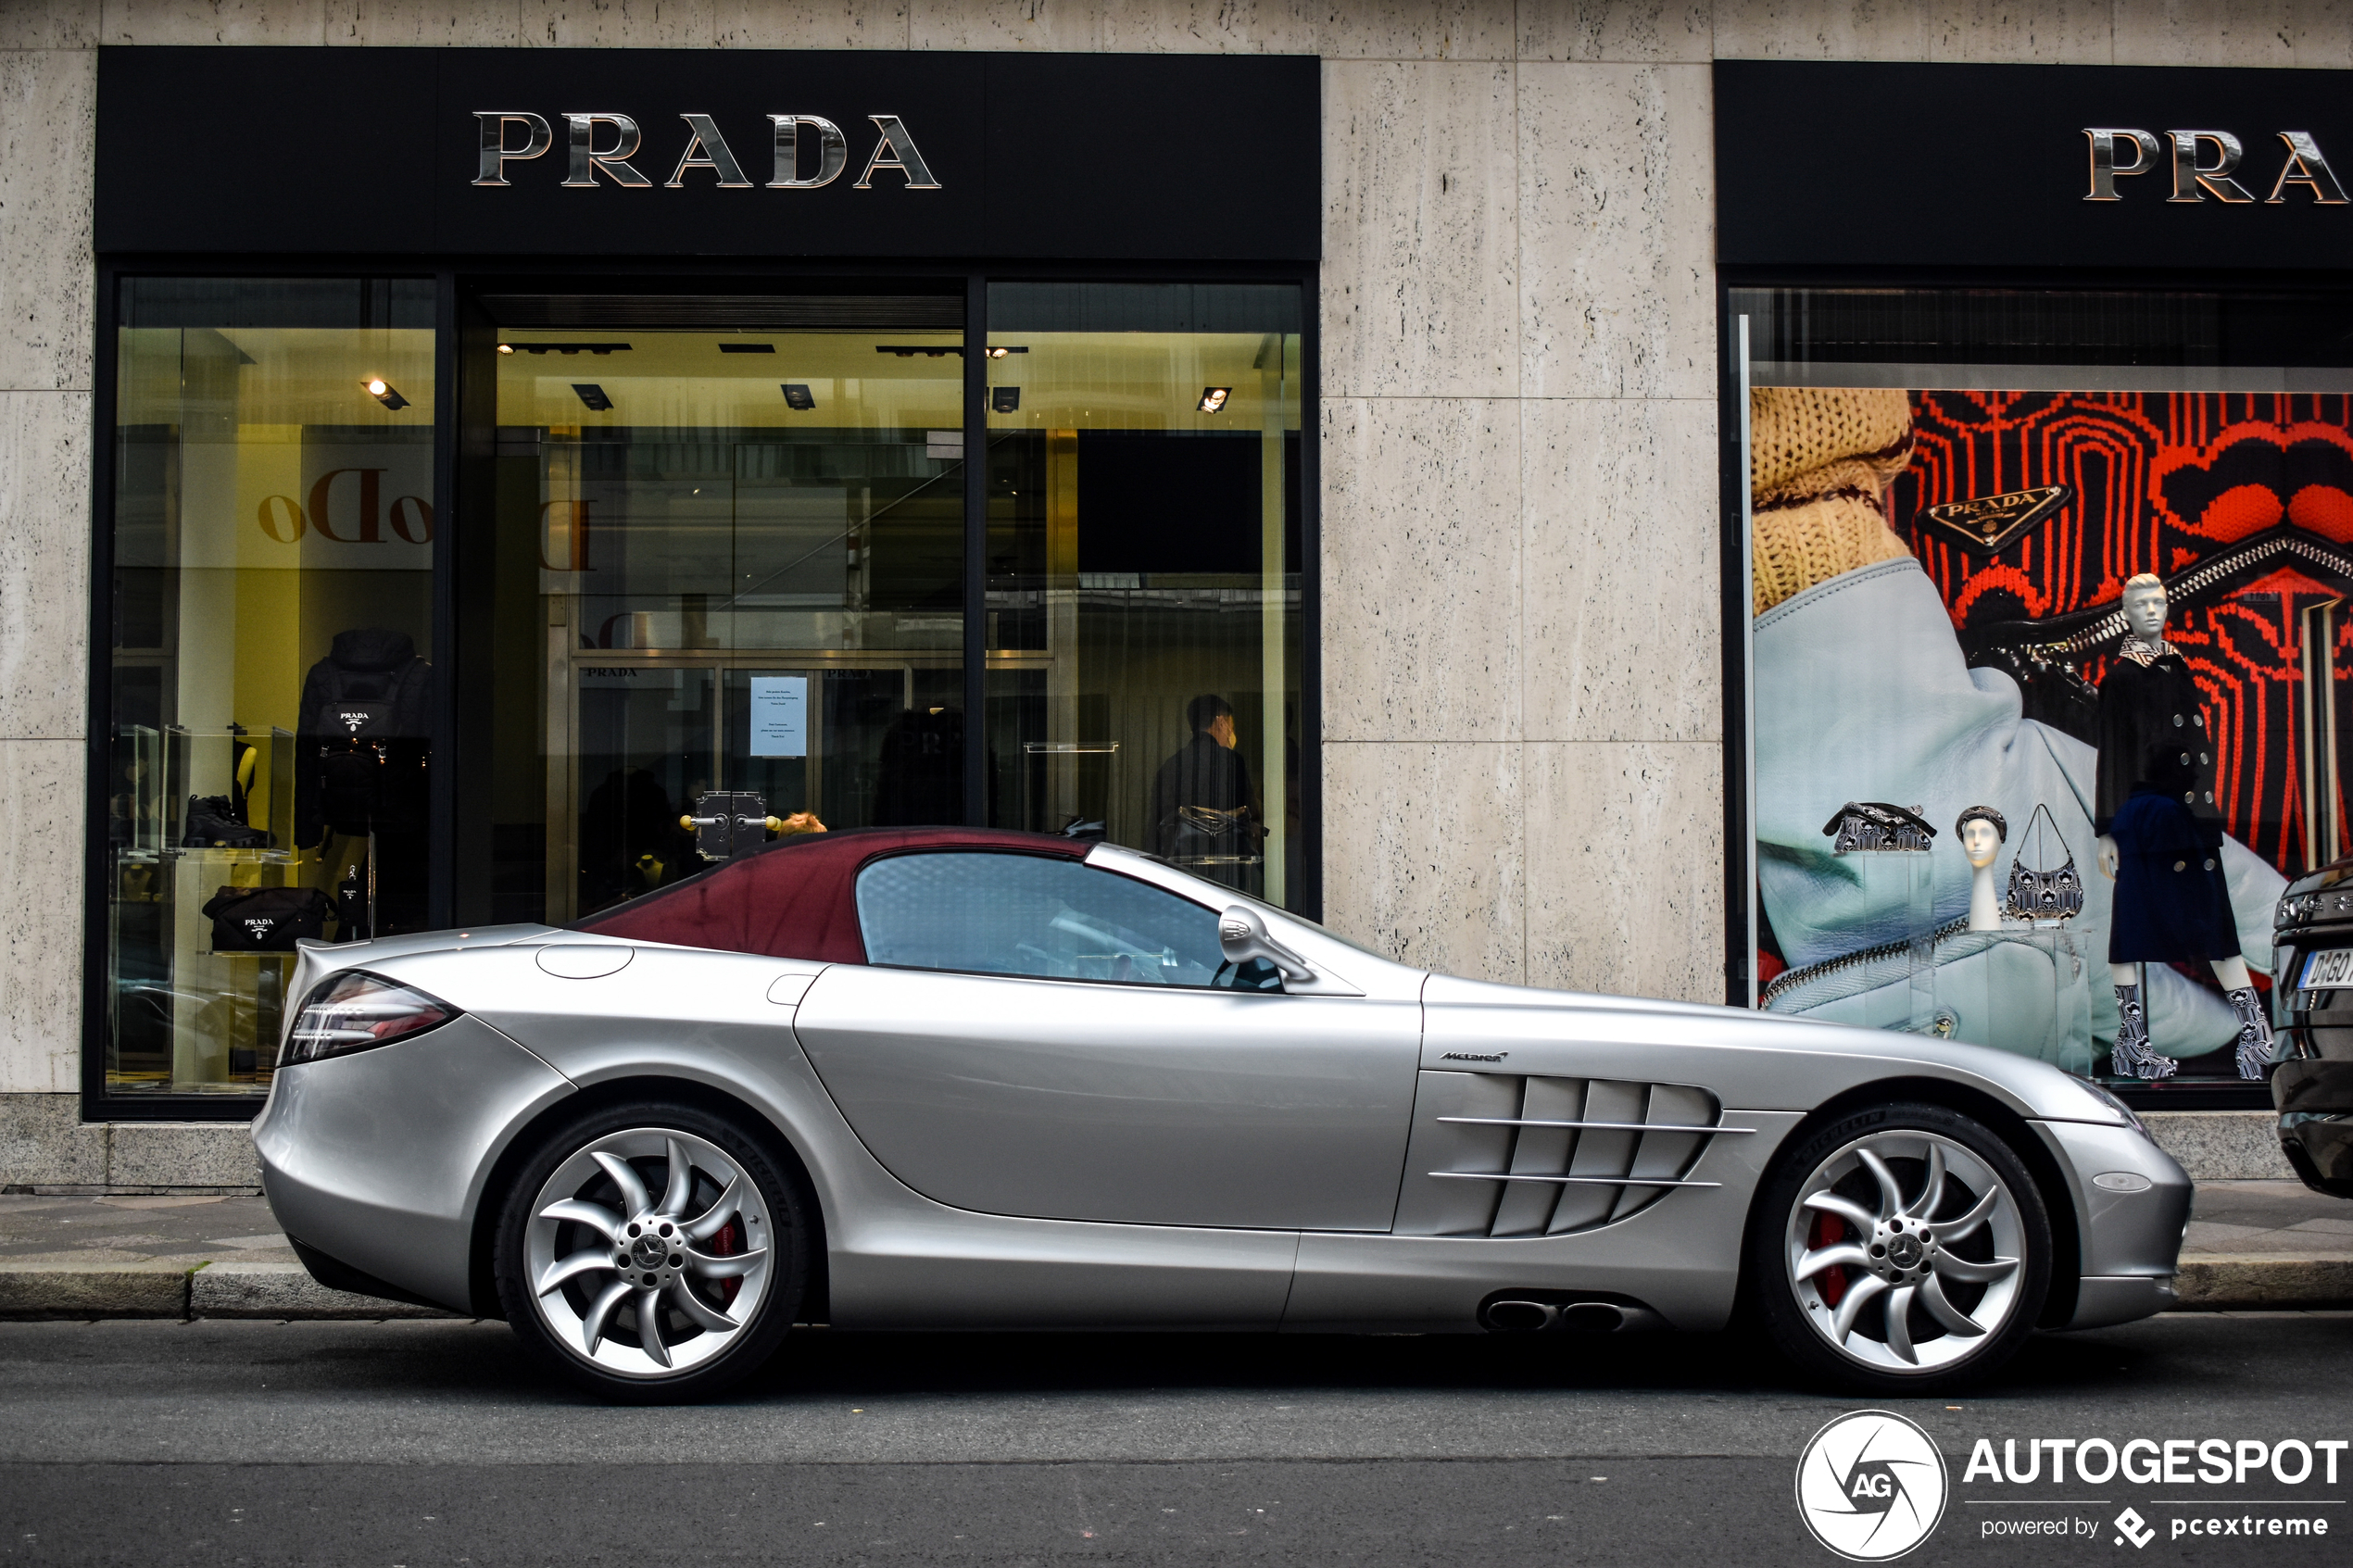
xmin=1151 ymin=694 xmax=1264 ymax=890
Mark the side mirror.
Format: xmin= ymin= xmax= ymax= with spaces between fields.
xmin=1218 ymin=905 xmax=1315 ymax=985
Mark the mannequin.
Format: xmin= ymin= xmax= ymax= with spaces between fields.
xmin=1957 ymin=806 xmax=2006 ymax=932
xmin=296 ymin=628 xmax=433 ymax=940
xmin=2094 ymin=574 xmax=2272 ymax=1079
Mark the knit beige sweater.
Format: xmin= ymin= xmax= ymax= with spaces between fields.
xmin=1749 ymin=387 xmax=1916 ymax=616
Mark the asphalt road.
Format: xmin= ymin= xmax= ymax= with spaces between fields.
xmin=1 ymin=1312 xmax=2348 ymax=1566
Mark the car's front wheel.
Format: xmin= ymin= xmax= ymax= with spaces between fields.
xmin=494 ymin=1101 xmax=809 ymax=1402
xmin=1748 ymin=1101 xmax=2052 ymax=1394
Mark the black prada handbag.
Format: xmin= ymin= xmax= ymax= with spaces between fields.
xmin=202 ymin=885 xmax=331 ymax=953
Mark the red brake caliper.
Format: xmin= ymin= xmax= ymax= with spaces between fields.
xmin=1809 ymin=1211 xmax=1848 ymax=1307
xmin=713 ymin=1220 xmax=742 ymax=1308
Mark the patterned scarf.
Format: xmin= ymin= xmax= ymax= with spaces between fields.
xmin=2115 ymin=635 xmax=2173 ymax=667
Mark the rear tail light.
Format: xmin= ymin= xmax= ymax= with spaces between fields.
xmin=283 ymin=971 xmax=459 ymax=1066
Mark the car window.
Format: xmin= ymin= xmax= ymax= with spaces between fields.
xmin=856 ymin=852 xmax=1279 ymax=989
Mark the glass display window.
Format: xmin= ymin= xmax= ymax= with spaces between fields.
xmin=1736 ymin=288 xmax=2353 ymax=1097
xmin=983 ymin=283 xmax=1303 ymax=904
xmin=484 ymin=303 xmax=967 ymax=924
xmin=106 ymin=277 xmax=436 ymax=1097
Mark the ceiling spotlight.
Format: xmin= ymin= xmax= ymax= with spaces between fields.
xmin=983 ymin=345 xmax=1029 ymax=359
xmin=496 ymin=343 xmax=515 ymax=356
xmin=363 ymin=379 xmax=409 ymax=410
xmin=1198 ymin=386 xmax=1230 ymax=414
xmin=781 ymin=383 xmax=815 ymax=410
xmin=991 ymin=386 xmax=1022 ymax=413
xmin=573 ymin=383 xmax=612 ymax=411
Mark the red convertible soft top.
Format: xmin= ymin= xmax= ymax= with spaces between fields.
xmin=570 ymin=827 xmax=1088 ymax=963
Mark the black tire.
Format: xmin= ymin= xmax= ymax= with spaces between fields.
xmin=493 ymin=1098 xmax=810 ymax=1403
xmin=1745 ymin=1100 xmax=2052 ymax=1396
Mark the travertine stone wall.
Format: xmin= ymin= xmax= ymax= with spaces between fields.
xmin=0 ymin=1 xmax=2332 ymax=1147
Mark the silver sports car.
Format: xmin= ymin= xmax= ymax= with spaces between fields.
xmin=253 ymin=827 xmax=2189 ymax=1401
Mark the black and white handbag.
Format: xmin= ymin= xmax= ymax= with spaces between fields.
xmin=2003 ymin=803 xmax=2084 ymax=922
xmin=1821 ymin=802 xmax=1936 ymax=854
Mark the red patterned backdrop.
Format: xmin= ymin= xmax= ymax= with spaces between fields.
xmin=1894 ymin=391 xmax=2353 ymax=875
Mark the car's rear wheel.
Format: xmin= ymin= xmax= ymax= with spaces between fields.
xmin=1748 ymin=1101 xmax=2051 ymax=1394
xmin=494 ymin=1101 xmax=809 ymax=1402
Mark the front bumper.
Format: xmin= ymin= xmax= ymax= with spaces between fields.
xmin=253 ymin=1013 xmax=573 ymax=1315
xmin=2034 ymin=1118 xmax=2194 ymax=1330
xmin=2274 ymin=1057 xmax=2353 ymax=1198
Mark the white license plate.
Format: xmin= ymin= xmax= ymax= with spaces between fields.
xmin=2302 ymin=948 xmax=2353 ymax=990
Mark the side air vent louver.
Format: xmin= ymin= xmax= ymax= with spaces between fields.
xmin=1392 ymin=1071 xmax=1747 ymax=1237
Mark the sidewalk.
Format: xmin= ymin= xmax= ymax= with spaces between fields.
xmin=0 ymin=1192 xmax=453 ymax=1319
xmin=1 ymin=1181 xmax=2347 ymax=1321
xmin=2173 ymin=1178 xmax=2353 ymax=1309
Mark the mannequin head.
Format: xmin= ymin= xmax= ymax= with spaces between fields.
xmin=1956 ymin=805 xmax=2007 ymax=869
xmin=2121 ymin=572 xmax=2169 ymax=644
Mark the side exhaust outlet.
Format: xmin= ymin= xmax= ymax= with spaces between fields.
xmin=1482 ymin=1298 xmax=1563 ymax=1333
xmin=1478 ymin=1292 xmax=1655 ymax=1334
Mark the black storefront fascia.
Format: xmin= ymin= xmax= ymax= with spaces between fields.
xmin=85 ymin=45 xmax=1323 ymax=1119
xmin=1715 ymin=59 xmax=2353 ymax=1109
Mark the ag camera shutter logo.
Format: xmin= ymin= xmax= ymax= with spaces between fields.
xmin=1795 ymin=1411 xmax=1949 ymax=1561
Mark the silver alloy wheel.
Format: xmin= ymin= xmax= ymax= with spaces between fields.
xmin=523 ymin=1127 xmax=773 ymax=1380
xmin=1784 ymin=1129 xmax=2025 ymax=1374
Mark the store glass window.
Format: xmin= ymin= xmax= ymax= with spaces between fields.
xmin=107 ymin=277 xmax=436 ymax=1096
xmin=484 ymin=298 xmax=965 ymax=924
xmin=1739 ymin=288 xmax=2353 ymax=1092
xmin=983 ymin=283 xmax=1304 ymax=907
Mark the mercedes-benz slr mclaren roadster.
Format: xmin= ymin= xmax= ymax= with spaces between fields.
xmin=254 ymin=827 xmax=2190 ymax=1401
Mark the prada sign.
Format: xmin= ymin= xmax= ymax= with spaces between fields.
xmin=95 ymin=46 xmax=1319 ymax=261
xmin=472 ymin=111 xmax=941 ymax=191
xmin=2082 ymin=129 xmax=2346 ymax=203
xmin=1718 ymin=59 xmax=2353 ymax=269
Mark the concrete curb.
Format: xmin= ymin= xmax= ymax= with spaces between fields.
xmin=0 ymin=1260 xmax=460 ymax=1321
xmin=0 ymin=1261 xmax=192 ymax=1319
xmin=2172 ymin=1254 xmax=2353 ymax=1310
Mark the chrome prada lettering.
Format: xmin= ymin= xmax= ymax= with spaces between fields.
xmin=563 ymin=113 xmax=650 ymax=187
xmin=2167 ymin=130 xmax=2253 ymax=203
xmin=473 ymin=111 xmax=552 ymax=185
xmin=2269 ymin=131 xmax=2350 ymax=204
xmin=472 ymin=109 xmax=938 ymax=192
xmin=2084 ymin=125 xmax=2348 ymax=204
xmin=854 ymin=115 xmax=940 ymax=189
xmin=2082 ymin=128 xmax=2161 ymax=200
xmin=666 ymin=113 xmax=752 ymax=189
xmin=768 ymin=115 xmax=848 ymax=189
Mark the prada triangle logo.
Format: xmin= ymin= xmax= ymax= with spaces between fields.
xmin=1919 ymin=483 xmax=2071 ymax=554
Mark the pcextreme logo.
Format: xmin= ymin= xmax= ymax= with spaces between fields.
xmin=1795 ymin=1411 xmax=1950 ymax=1562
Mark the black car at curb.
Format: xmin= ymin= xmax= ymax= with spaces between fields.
xmin=2271 ymin=862 xmax=2353 ymax=1197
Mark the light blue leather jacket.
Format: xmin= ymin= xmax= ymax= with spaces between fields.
xmin=1755 ymin=558 xmax=2281 ymax=1068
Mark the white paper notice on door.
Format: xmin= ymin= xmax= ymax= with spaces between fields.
xmin=748 ymin=675 xmax=809 ymax=758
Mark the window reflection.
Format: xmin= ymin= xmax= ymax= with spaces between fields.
xmin=487 ymin=317 xmax=966 ymax=922
xmin=983 ymin=284 xmax=1304 ymax=907
xmin=108 ymin=278 xmax=436 ymax=1096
